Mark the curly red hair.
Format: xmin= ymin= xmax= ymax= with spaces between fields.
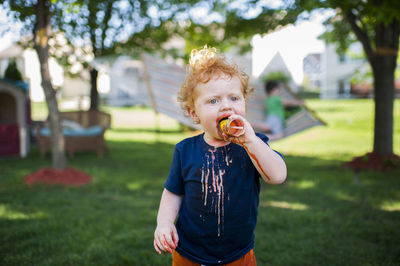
xmin=177 ymin=46 xmax=253 ymax=114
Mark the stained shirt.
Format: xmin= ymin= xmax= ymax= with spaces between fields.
xmin=164 ymin=133 xmax=279 ymax=265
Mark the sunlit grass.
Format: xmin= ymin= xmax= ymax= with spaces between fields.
xmin=380 ymin=201 xmax=400 ymax=212
xmin=260 ymin=200 xmax=309 ymax=210
xmin=0 ymin=204 xmax=48 ymax=220
xmin=290 ymin=180 xmax=315 ymax=189
xmin=126 ymin=182 xmax=145 ymax=191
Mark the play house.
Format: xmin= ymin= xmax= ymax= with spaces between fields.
xmin=0 ymin=79 xmax=31 ymax=157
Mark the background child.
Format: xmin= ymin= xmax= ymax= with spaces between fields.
xmin=153 ymin=46 xmax=287 ymax=265
xmin=254 ymin=81 xmax=304 ymax=140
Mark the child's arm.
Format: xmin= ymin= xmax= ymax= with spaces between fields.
xmin=244 ymin=133 xmax=287 ymax=184
xmin=225 ymin=114 xmax=287 ymax=184
xmin=283 ymin=98 xmax=305 ymax=107
xmin=154 ymin=188 xmax=183 ymax=254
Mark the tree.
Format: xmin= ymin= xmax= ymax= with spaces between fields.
xmin=0 ymin=0 xmax=200 ymax=169
xmin=54 ymin=0 xmax=196 ymax=110
xmin=2 ymin=0 xmax=67 ymax=169
xmin=217 ymin=0 xmax=399 ymax=156
xmin=318 ymin=0 xmax=400 ymax=156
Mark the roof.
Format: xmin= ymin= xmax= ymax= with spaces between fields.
xmin=0 ymin=44 xmax=24 ymax=59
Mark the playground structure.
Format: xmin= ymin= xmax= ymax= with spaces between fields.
xmin=0 ymin=79 xmax=31 ymax=157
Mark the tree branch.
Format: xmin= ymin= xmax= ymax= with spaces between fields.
xmin=345 ymin=9 xmax=374 ymax=63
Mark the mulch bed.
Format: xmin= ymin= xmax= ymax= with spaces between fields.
xmin=25 ymin=167 xmax=91 ymax=186
xmin=344 ymin=152 xmax=400 ymax=172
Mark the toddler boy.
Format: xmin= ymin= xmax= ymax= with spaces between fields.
xmin=154 ymin=46 xmax=287 ymax=265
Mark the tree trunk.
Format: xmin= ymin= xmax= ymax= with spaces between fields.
xmin=35 ymin=0 xmax=67 ymax=169
xmin=371 ymin=21 xmax=399 ymax=156
xmin=372 ymin=61 xmax=395 ymax=155
xmin=89 ymin=68 xmax=99 ymax=110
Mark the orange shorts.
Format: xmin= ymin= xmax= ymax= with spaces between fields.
xmin=172 ymin=249 xmax=256 ymax=266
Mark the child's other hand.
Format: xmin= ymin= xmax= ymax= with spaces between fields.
xmin=154 ymin=222 xmax=179 ymax=254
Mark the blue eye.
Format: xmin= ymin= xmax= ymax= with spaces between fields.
xmin=210 ymin=99 xmax=218 ymax=104
xmin=231 ymin=96 xmax=238 ymax=101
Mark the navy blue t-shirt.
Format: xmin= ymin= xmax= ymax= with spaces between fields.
xmin=164 ymin=133 xmax=277 ymax=265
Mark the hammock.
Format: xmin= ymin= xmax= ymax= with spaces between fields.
xmin=141 ymin=53 xmax=325 ymax=137
xmin=246 ymin=82 xmax=326 ymax=138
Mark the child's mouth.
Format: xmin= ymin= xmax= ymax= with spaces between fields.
xmin=216 ymin=114 xmax=232 ymax=124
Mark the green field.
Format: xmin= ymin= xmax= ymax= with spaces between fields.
xmin=0 ymin=99 xmax=399 ymax=265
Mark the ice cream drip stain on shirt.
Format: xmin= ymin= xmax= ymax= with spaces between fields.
xmin=201 ymin=146 xmax=230 ymax=237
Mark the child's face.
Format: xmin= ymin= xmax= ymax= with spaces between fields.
xmin=271 ymin=87 xmax=281 ymax=95
xmin=188 ymin=75 xmax=246 ymax=141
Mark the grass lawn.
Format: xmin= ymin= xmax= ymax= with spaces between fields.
xmin=0 ymin=99 xmax=399 ymax=265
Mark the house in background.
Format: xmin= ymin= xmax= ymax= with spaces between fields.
xmin=302 ymin=53 xmax=322 ymax=91
xmin=303 ymin=43 xmax=365 ymax=98
xmin=304 ymin=42 xmax=400 ymax=98
xmin=104 ymin=56 xmax=149 ymax=107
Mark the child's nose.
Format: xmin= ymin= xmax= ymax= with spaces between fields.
xmin=220 ymin=98 xmax=232 ymax=111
